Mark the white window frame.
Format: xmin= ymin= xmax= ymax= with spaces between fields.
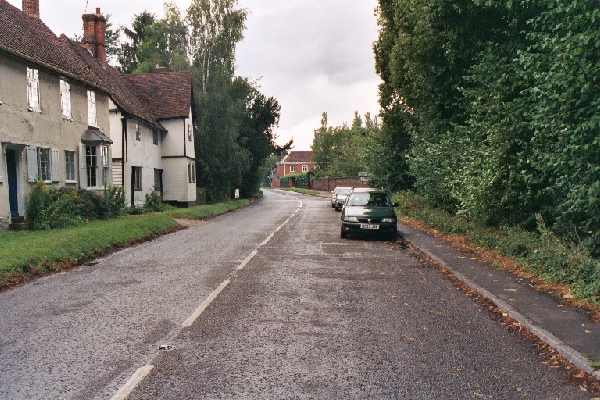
xmin=289 ymin=165 xmax=295 ymax=173
xmin=101 ymin=145 xmax=110 ymax=187
xmin=65 ymin=150 xmax=76 ymax=183
xmin=60 ymin=79 xmax=72 ymax=120
xmin=37 ymin=147 xmax=51 ymax=183
xmin=302 ymin=164 xmax=309 ymax=173
xmin=27 ymin=67 xmax=41 ymax=112
xmin=87 ymin=90 xmax=97 ymax=127
xmin=135 ymin=124 xmax=142 ymax=141
xmin=187 ymin=124 xmax=193 ymax=142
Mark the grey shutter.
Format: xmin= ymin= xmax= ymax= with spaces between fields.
xmin=51 ymin=149 xmax=60 ymax=182
xmin=0 ymin=147 xmax=4 ymax=183
xmin=31 ymin=69 xmax=40 ymax=112
xmin=87 ymin=90 xmax=96 ymax=127
xmin=79 ymin=143 xmax=87 ymax=189
xmin=26 ymin=145 xmax=38 ymax=183
xmin=26 ymin=68 xmax=33 ymax=110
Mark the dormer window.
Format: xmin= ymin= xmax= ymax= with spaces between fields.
xmin=60 ymin=79 xmax=71 ymax=119
xmin=26 ymin=67 xmax=40 ymax=112
xmin=87 ymin=90 xmax=97 ymax=127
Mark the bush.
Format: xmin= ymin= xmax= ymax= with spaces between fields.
xmin=26 ymin=183 xmax=127 ymax=230
xmin=144 ymin=191 xmax=164 ymax=212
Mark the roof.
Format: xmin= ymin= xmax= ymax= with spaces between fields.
xmin=0 ymin=0 xmax=102 ymax=89
xmin=284 ymin=151 xmax=314 ymax=163
xmin=82 ymin=127 xmax=113 ymax=144
xmin=123 ymin=72 xmax=193 ymax=120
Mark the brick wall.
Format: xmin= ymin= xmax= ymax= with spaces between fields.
xmin=310 ymin=177 xmax=371 ymax=192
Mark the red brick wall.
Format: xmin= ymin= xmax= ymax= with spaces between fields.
xmin=310 ymin=177 xmax=371 ymax=192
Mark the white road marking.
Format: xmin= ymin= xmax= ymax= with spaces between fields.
xmin=110 ymin=365 xmax=154 ymax=400
xmin=110 ymin=200 xmax=303 ymax=399
xmin=181 ymin=278 xmax=232 ymax=328
xmin=184 ymin=200 xmax=303 ymax=327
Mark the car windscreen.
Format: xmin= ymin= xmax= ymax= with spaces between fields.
xmin=347 ymin=192 xmax=391 ymax=207
xmin=337 ymin=189 xmax=352 ymax=196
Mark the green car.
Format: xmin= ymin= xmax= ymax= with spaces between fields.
xmin=340 ymin=188 xmax=398 ymax=240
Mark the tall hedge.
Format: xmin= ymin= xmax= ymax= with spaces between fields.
xmin=375 ymin=0 xmax=599 ymax=255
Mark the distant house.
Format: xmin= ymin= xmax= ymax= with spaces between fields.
xmin=0 ymin=0 xmax=197 ymax=228
xmin=271 ymin=151 xmax=317 ymax=188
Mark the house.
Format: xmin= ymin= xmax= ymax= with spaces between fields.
xmin=271 ymin=151 xmax=317 ymax=188
xmin=113 ymin=72 xmax=196 ymax=208
xmin=0 ymin=0 xmax=197 ymax=228
xmin=0 ymin=0 xmax=114 ymax=228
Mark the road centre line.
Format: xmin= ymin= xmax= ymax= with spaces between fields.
xmin=110 ymin=365 xmax=154 ymax=400
xmin=110 ymin=200 xmax=303 ymax=400
xmin=185 ymin=199 xmax=303 ymax=326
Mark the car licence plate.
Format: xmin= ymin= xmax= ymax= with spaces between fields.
xmin=360 ymin=223 xmax=380 ymax=230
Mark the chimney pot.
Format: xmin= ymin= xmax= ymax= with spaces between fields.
xmin=96 ymin=8 xmax=101 ymax=15
xmin=22 ymin=0 xmax=40 ymax=18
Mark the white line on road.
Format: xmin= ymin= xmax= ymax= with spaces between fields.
xmin=110 ymin=365 xmax=154 ymax=400
xmin=109 ymin=200 xmax=303 ymax=399
xmin=185 ymin=199 xmax=303 ymax=325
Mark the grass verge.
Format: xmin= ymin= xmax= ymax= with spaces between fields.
xmin=167 ymin=199 xmax=250 ymax=220
xmin=0 ymin=213 xmax=177 ymax=289
xmin=282 ymin=187 xmax=327 ymax=197
xmin=0 ymin=198 xmax=254 ymax=290
xmin=394 ymin=191 xmax=600 ymax=309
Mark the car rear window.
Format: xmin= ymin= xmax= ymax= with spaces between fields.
xmin=347 ymin=192 xmax=390 ymax=207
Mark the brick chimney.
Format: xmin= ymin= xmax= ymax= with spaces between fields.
xmin=82 ymin=8 xmax=107 ymax=63
xmin=22 ymin=0 xmax=39 ymax=18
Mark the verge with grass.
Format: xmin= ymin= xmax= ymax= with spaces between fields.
xmin=282 ymin=188 xmax=326 ymax=197
xmin=394 ymin=191 xmax=600 ymax=308
xmin=0 ymin=213 xmax=178 ymax=289
xmin=0 ymin=198 xmax=255 ymax=290
xmin=167 ymin=199 xmax=250 ymax=220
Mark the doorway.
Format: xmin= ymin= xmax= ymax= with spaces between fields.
xmin=6 ymin=149 xmax=19 ymax=218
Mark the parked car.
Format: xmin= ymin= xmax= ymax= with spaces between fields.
xmin=332 ymin=187 xmax=353 ymax=211
xmin=340 ymin=188 xmax=398 ymax=240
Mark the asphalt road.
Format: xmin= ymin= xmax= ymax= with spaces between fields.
xmin=0 ymin=190 xmax=591 ymax=399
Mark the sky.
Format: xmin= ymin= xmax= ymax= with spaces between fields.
xmin=7 ymin=0 xmax=382 ymax=150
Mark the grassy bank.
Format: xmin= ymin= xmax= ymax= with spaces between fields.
xmin=167 ymin=199 xmax=250 ymax=220
xmin=395 ymin=192 xmax=600 ymax=306
xmin=0 ymin=199 xmax=253 ymax=290
xmin=0 ymin=213 xmax=177 ymax=288
xmin=283 ymin=188 xmax=326 ymax=197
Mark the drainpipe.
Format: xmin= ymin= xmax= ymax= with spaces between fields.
xmin=121 ymin=116 xmax=127 ymax=203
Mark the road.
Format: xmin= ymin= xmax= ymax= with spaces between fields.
xmin=0 ymin=190 xmax=589 ymax=399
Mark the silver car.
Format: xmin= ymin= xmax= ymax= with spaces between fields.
xmin=332 ymin=187 xmax=353 ymax=211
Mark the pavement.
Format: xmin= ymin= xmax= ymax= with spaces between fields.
xmin=0 ymin=190 xmax=595 ymax=399
xmin=400 ymin=223 xmax=600 ymax=379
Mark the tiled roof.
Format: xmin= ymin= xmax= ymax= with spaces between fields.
xmin=0 ymin=0 xmax=102 ymax=89
xmin=123 ymin=72 xmax=192 ymax=120
xmin=63 ymin=39 xmax=162 ymax=130
xmin=284 ymin=151 xmax=314 ymax=163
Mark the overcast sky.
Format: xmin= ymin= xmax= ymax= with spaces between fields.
xmin=7 ymin=0 xmax=381 ymax=150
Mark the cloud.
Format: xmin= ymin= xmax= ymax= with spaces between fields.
xmin=7 ymin=0 xmax=382 ymax=150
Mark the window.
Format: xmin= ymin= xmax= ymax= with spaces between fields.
xmin=27 ymin=67 xmax=40 ymax=112
xmin=85 ymin=145 xmax=97 ymax=187
xmin=188 ymin=162 xmax=196 ymax=183
xmin=187 ymin=124 xmax=193 ymax=142
xmin=132 ymin=167 xmax=142 ymax=191
xmin=152 ymin=130 xmax=159 ymax=145
xmin=87 ymin=90 xmax=96 ymax=127
xmin=37 ymin=148 xmax=51 ymax=182
xmin=60 ymin=80 xmax=71 ymax=119
xmin=65 ymin=151 xmax=76 ymax=181
xmin=135 ymin=124 xmax=141 ymax=141
xmin=302 ymin=164 xmax=309 ymax=173
xmin=289 ymin=165 xmax=295 ymax=173
xmin=101 ymin=145 xmax=109 ymax=187
xmin=154 ymin=169 xmax=163 ymax=193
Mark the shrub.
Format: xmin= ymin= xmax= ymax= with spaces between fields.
xmin=144 ymin=191 xmax=163 ymax=212
xmin=27 ymin=183 xmax=81 ymax=230
xmin=103 ymin=186 xmax=125 ymax=218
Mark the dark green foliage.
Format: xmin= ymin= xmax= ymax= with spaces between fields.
xmin=375 ymin=0 xmax=599 ymax=255
xmin=26 ymin=184 xmax=125 ymax=230
xmin=144 ymin=191 xmax=163 ymax=212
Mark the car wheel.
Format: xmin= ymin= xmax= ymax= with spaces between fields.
xmin=340 ymin=227 xmax=347 ymax=239
xmin=387 ymin=231 xmax=397 ymax=241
